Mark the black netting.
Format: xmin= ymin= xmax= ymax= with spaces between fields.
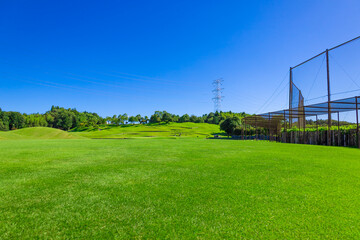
xmin=290 ymin=82 xmax=305 ymax=128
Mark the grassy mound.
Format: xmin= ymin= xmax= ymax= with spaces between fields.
xmin=71 ymin=122 xmax=224 ymax=139
xmin=0 ymin=127 xmax=84 ymax=140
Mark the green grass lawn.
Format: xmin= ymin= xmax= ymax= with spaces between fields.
xmin=1 ymin=138 xmax=360 ymax=239
xmin=71 ymin=122 xmax=224 ymax=139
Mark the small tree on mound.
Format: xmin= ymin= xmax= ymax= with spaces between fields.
xmin=162 ymin=112 xmax=173 ymax=123
xmin=220 ymin=116 xmax=241 ymax=137
xmin=149 ymin=114 xmax=161 ymax=123
xmin=128 ymin=116 xmax=137 ymax=124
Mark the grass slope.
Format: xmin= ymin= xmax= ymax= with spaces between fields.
xmin=0 ymin=127 xmax=83 ymax=140
xmin=72 ymin=122 xmax=223 ymax=139
xmin=1 ymin=139 xmax=360 ymax=239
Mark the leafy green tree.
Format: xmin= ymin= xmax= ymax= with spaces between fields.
xmin=172 ymin=114 xmax=179 ymax=122
xmin=111 ymin=115 xmax=119 ymax=125
xmin=220 ymin=116 xmax=241 ymax=137
xmin=59 ymin=112 xmax=74 ymax=130
xmin=162 ymin=112 xmax=173 ymax=123
xmin=0 ymin=108 xmax=9 ymax=131
xmin=195 ymin=117 xmax=204 ymax=123
xmin=0 ymin=120 xmax=6 ymax=131
xmin=47 ymin=107 xmax=76 ymax=130
xmin=212 ymin=116 xmax=220 ymax=124
xmin=189 ymin=115 xmax=198 ymax=122
xmin=179 ymin=114 xmax=190 ymax=123
xmin=154 ymin=111 xmax=164 ymax=119
xmin=128 ymin=116 xmax=137 ymax=124
xmin=45 ymin=114 xmax=55 ymax=127
xmin=105 ymin=116 xmax=112 ymax=124
xmin=135 ymin=114 xmax=142 ymax=123
xmin=149 ymin=114 xmax=161 ymax=123
xmin=8 ymin=112 xmax=25 ymax=129
xmin=24 ymin=113 xmax=48 ymax=127
xmin=118 ymin=113 xmax=128 ymax=124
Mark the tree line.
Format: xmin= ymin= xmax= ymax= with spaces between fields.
xmin=0 ymin=106 xmax=247 ymax=131
xmin=0 ymin=106 xmax=105 ymax=131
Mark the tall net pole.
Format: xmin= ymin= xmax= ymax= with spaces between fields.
xmin=326 ymin=49 xmax=332 ymax=146
xmin=289 ymin=67 xmax=293 ymax=128
xmin=212 ymin=78 xmax=224 ymax=112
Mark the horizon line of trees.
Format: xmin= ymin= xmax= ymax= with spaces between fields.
xmin=0 ymin=106 xmax=247 ymax=131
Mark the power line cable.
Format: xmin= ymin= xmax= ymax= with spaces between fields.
xmin=304 ymin=94 xmax=328 ymax=103
xmin=0 ymin=42 xmax=181 ymax=85
xmin=292 ymin=35 xmax=360 ymax=69
xmin=260 ymin=82 xmax=289 ymax=113
xmin=109 ymin=71 xmax=179 ymax=84
xmin=329 ymin=53 xmax=360 ymax=88
xmin=306 ymin=54 xmax=326 ymax=99
xmin=0 ymin=74 xmax=134 ymax=98
xmin=255 ymin=71 xmax=289 ymax=114
xmin=0 ymin=60 xmax=176 ymax=94
xmin=303 ymin=88 xmax=360 ymax=104
xmin=0 ymin=59 xmax=182 ymax=89
xmin=331 ymin=88 xmax=360 ymax=97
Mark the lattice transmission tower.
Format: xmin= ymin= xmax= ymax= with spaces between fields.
xmin=212 ymin=78 xmax=224 ymax=112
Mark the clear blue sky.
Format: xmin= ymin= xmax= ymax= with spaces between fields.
xmin=1 ymin=0 xmax=360 ymax=117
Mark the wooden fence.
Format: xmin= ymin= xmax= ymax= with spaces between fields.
xmin=233 ymin=129 xmax=359 ymax=148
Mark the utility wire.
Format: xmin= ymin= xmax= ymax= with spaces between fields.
xmin=0 ymin=60 xmax=174 ymax=94
xmin=0 ymin=74 xmax=134 ymax=98
xmin=306 ymin=54 xmax=326 ymax=99
xmin=0 ymin=41 xmax=181 ymax=85
xmin=329 ymin=53 xmax=360 ymax=88
xmin=0 ymin=59 xmax=181 ymax=88
xmin=292 ymin=35 xmax=360 ymax=69
xmin=89 ymin=71 xmax=182 ymax=86
xmin=260 ymin=82 xmax=289 ymax=113
xmin=304 ymin=89 xmax=360 ymax=104
xmin=109 ymin=71 xmax=179 ymax=84
xmin=255 ymin=71 xmax=289 ymax=114
xmin=331 ymin=88 xmax=360 ymax=97
xmin=304 ymin=95 xmax=328 ymax=103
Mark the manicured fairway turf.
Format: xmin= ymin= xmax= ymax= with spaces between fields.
xmin=71 ymin=122 xmax=223 ymax=139
xmin=1 ymin=139 xmax=360 ymax=239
